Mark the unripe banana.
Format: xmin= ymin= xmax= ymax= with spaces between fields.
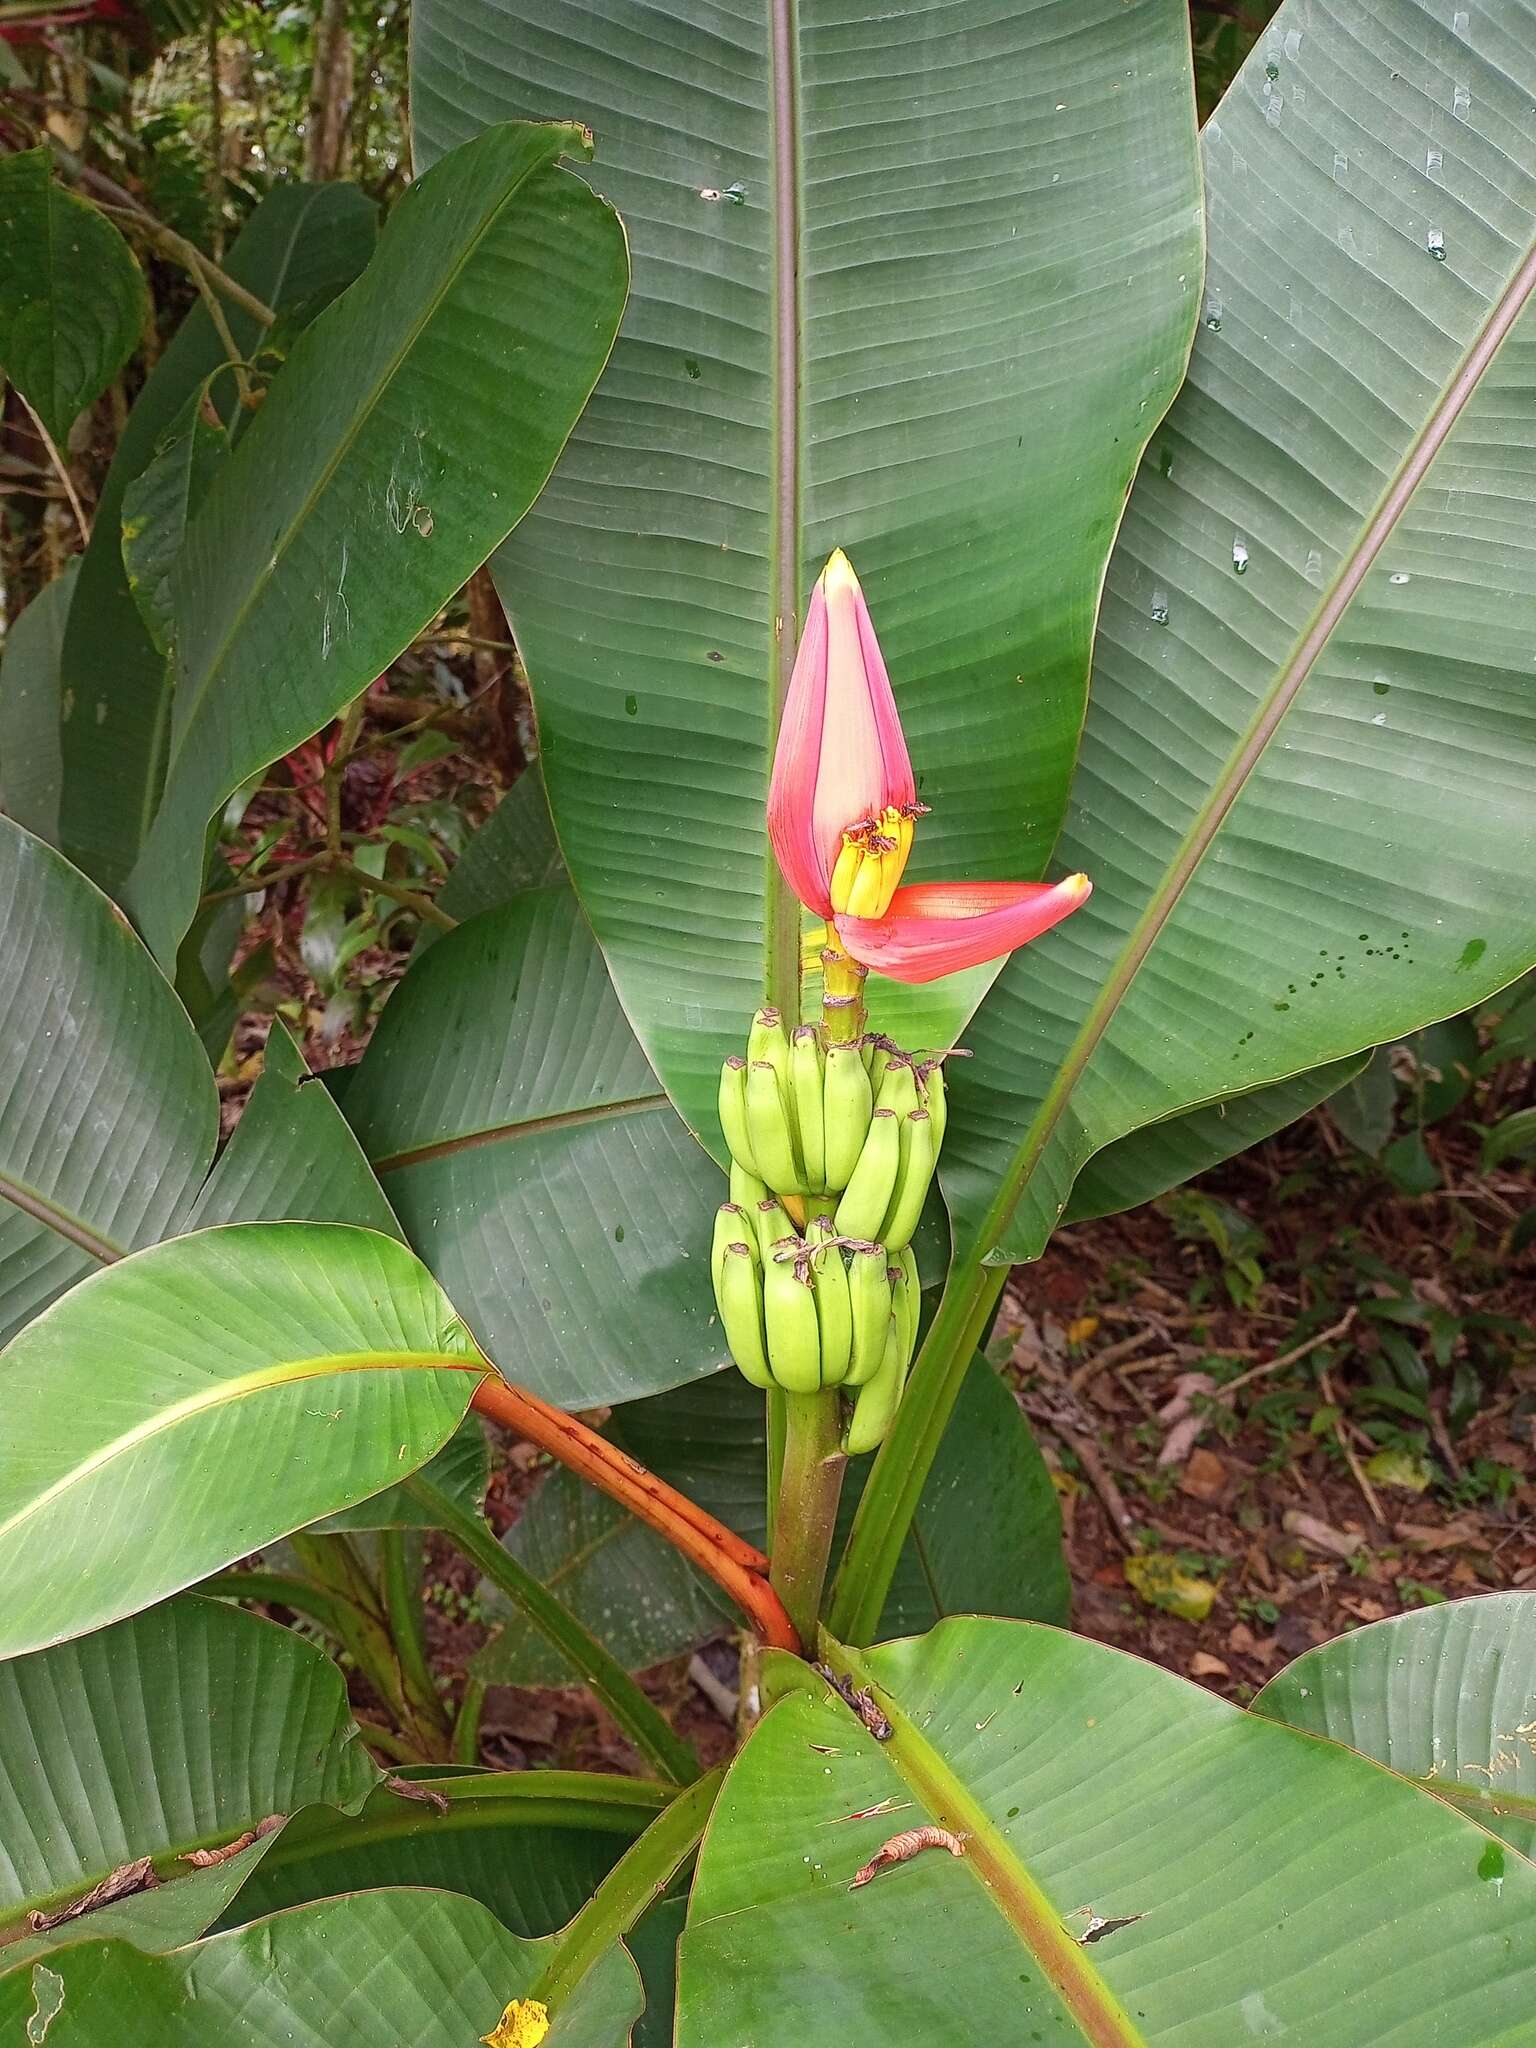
xmin=894 ymin=1245 xmax=920 ymax=1363
xmin=859 ymin=1033 xmax=878 ymax=1076
xmin=834 ymin=1107 xmax=901 ymax=1241
xmin=823 ymin=1043 xmax=873 ymax=1191
xmin=845 ymin=1242 xmax=893 ymax=1386
xmin=919 ymin=1058 xmax=947 ymax=1154
xmin=730 ymin=1159 xmax=769 ymax=1213
xmin=711 ymin=1202 xmax=753 ymax=1298
xmin=790 ymin=1026 xmax=827 ymax=1191
xmin=763 ymin=1243 xmax=822 ymax=1394
xmin=880 ymin=1107 xmax=936 ymax=1253
xmin=808 ymin=1217 xmax=852 ymax=1386
xmin=718 ymin=1056 xmax=758 ymax=1175
xmin=746 ymin=1059 xmax=803 ymax=1193
xmin=875 ymin=1056 xmax=919 ymax=1119
xmin=754 ymin=1194 xmax=795 ymax=1261
xmin=716 ymin=1241 xmax=774 ymax=1389
xmin=867 ymin=1037 xmax=896 ymax=1094
xmin=747 ymin=1006 xmax=792 ymax=1088
xmin=843 ymin=1314 xmax=906 ymax=1454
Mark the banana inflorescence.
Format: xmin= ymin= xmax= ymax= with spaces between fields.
xmin=711 ymin=1010 xmax=952 ymax=1451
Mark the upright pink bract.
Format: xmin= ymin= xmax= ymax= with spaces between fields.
xmin=766 ymin=551 xmax=915 ymax=919
xmin=767 ymin=549 xmax=1091 ymax=987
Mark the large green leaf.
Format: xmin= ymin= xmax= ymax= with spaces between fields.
xmin=0 ymin=820 xmax=216 ymax=1344
xmin=0 ymin=561 xmax=76 ymax=843
xmin=124 ymin=124 xmax=629 ymax=971
xmin=679 ymin=1617 xmax=1536 ymax=2042
xmin=120 ymin=391 xmax=231 ymax=657
xmin=0 ymin=1889 xmax=642 ymax=2047
xmin=187 ymin=1017 xmax=401 ymax=1240
xmin=0 ymin=1597 xmax=379 ymax=1963
xmin=0 ymin=1222 xmax=485 ymax=1658
xmin=945 ymin=0 xmax=1536 ymax=1267
xmin=342 ymin=886 xmax=725 ymax=1408
xmin=1061 ymin=1057 xmax=1364 ymax=1224
xmin=0 ymin=822 xmax=402 ymax=1342
xmin=1254 ymin=1591 xmax=1536 ymax=1860
xmin=477 ymin=1361 xmax=1064 ymax=1684
xmin=0 ymin=149 xmax=146 ymax=445
xmin=56 ymin=182 xmax=377 ymax=892
xmin=412 ymin=0 xmax=1204 ymax=1141
xmin=223 ymin=1769 xmax=668 ymax=1935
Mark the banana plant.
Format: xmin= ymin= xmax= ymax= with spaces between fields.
xmin=4 ymin=0 xmax=1536 ymax=2040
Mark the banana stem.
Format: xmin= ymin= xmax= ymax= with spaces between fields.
xmin=820 ymin=933 xmax=867 ymax=1045
xmin=769 ymin=1390 xmax=847 ymax=1645
xmin=468 ymin=1375 xmax=799 ymax=1650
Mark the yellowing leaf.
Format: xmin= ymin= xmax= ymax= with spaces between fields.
xmin=1066 ymin=1315 xmax=1100 ymax=1347
xmin=482 ymin=1998 xmax=550 ymax=2048
xmin=1124 ymin=1552 xmax=1218 ymax=1623
xmin=1364 ymin=1447 xmax=1433 ymax=1494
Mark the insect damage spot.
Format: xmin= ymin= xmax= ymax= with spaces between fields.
xmin=26 ymin=1856 xmax=158 ymax=1933
xmin=26 ymin=1964 xmax=65 ymax=2045
xmin=850 ymin=1826 xmax=966 ymax=1890
xmin=815 ymin=1663 xmax=891 ymax=1741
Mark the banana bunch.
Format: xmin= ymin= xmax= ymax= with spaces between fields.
xmin=710 ymin=1202 xmax=920 ymax=1452
xmin=711 ymin=1012 xmax=954 ymax=1451
xmin=716 ymin=1009 xmax=946 ymax=1251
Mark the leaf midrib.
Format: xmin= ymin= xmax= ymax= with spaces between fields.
xmin=827 ymin=1640 xmax=1145 ymax=2046
xmin=371 ymin=1089 xmax=664 ymax=1173
xmin=981 ymin=218 xmax=1536 ymax=1261
xmin=0 ymin=1349 xmax=485 ymax=1546
xmin=762 ymin=0 xmax=804 ymax=1020
xmin=0 ymin=1169 xmax=127 ymax=1265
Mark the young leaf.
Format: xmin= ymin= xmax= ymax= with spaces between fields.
xmin=0 ymin=148 xmax=146 ymax=444
xmin=124 ymin=122 xmax=630 ymax=971
xmin=121 ymin=389 xmax=232 ymax=656
xmin=57 ymin=181 xmax=377 ymax=893
xmin=0 ymin=1222 xmax=486 ymax=1658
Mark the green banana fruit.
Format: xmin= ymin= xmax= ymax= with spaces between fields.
xmin=919 ymin=1057 xmax=947 ymax=1153
xmin=716 ymin=1240 xmax=774 ymax=1389
xmin=746 ymin=1058 xmax=803 ymax=1193
xmin=753 ymin=1194 xmax=796 ymax=1260
xmin=834 ymin=1106 xmax=901 ymax=1240
xmin=730 ymin=1159 xmax=769 ymax=1213
xmin=874 ymin=1056 xmax=919 ymax=1118
xmin=843 ymin=1314 xmax=906 ymax=1454
xmin=866 ymin=1037 xmax=897 ymax=1094
xmin=808 ymin=1216 xmax=852 ymax=1386
xmin=845 ymin=1242 xmax=893 ymax=1386
xmin=711 ymin=1202 xmax=753 ymax=1298
xmin=717 ymin=1055 xmax=757 ymax=1175
xmin=823 ymin=1042 xmax=873 ymax=1190
xmin=747 ymin=1005 xmax=792 ymax=1088
xmin=879 ymin=1107 xmax=935 ymax=1252
xmin=763 ymin=1241 xmax=822 ymax=1394
xmin=894 ymin=1245 xmax=920 ymax=1362
xmin=791 ymin=1025 xmax=827 ymax=1191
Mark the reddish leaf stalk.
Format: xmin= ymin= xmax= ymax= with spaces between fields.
xmin=470 ymin=1374 xmax=800 ymax=1651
